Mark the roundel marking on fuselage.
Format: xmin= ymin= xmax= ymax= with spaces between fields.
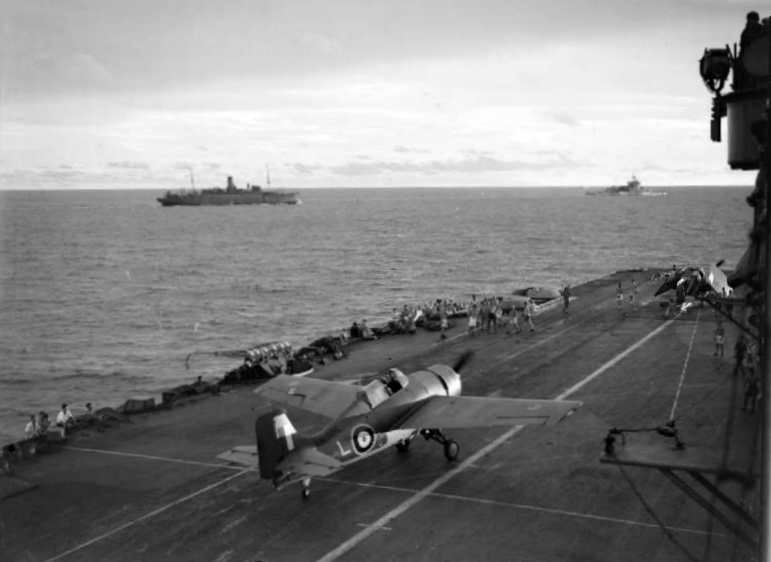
xmin=351 ymin=424 xmax=376 ymax=455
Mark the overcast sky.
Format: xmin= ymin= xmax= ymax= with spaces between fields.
xmin=0 ymin=0 xmax=763 ymax=189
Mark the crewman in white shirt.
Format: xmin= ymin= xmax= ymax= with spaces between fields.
xmin=56 ymin=404 xmax=75 ymax=428
xmin=24 ymin=415 xmax=39 ymax=439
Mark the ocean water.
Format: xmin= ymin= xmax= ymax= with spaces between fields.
xmin=0 ymin=186 xmax=753 ymax=443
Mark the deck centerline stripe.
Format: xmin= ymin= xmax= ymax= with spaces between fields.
xmin=315 ymin=318 xmax=676 ymax=562
xmin=42 ymin=469 xmax=251 ymax=562
xmin=486 ymin=319 xmax=593 ymax=371
xmin=483 ymin=294 xmax=639 ymax=373
xmin=64 ymin=446 xmax=245 ymax=471
xmin=555 ymin=319 xmax=676 ymax=401
xmin=669 ymin=310 xmax=701 ymax=420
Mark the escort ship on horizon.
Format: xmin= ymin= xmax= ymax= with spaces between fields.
xmin=157 ymin=175 xmax=300 ymax=206
xmin=585 ymin=175 xmax=666 ymax=196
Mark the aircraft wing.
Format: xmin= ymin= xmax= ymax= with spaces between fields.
xmin=395 ymin=396 xmax=581 ymax=430
xmin=254 ymin=374 xmax=360 ymax=419
xmin=217 ymin=445 xmax=259 ymax=467
xmin=278 ymin=448 xmax=343 ymax=478
xmin=706 ymin=262 xmax=730 ymax=296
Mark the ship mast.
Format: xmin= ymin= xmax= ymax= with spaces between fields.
xmin=189 ymin=170 xmax=196 ymax=191
xmin=266 ymin=165 xmax=271 ymax=189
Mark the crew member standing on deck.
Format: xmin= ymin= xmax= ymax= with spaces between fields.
xmin=439 ymin=305 xmax=449 ymax=342
xmin=523 ymin=300 xmax=535 ymax=332
xmin=733 ymin=336 xmax=748 ymax=378
xmin=741 ymin=367 xmax=760 ymax=412
xmin=616 ymin=282 xmax=624 ymax=310
xmin=629 ymin=279 xmax=638 ymax=305
xmin=714 ymin=322 xmax=725 ymax=357
xmin=561 ymin=285 xmax=571 ymax=314
xmin=507 ymin=303 xmax=521 ymax=335
xmin=467 ymin=302 xmax=478 ymax=336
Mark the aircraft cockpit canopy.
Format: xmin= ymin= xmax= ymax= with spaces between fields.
xmin=385 ymin=368 xmax=409 ymax=394
xmin=357 ymin=368 xmax=409 ymax=410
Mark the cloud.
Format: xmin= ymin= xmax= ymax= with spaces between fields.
xmin=0 ymin=167 xmax=120 ymax=188
xmin=5 ymin=48 xmax=115 ymax=100
xmin=291 ymin=163 xmax=323 ymax=174
xmin=298 ymin=32 xmax=343 ymax=57
xmin=107 ymin=161 xmax=150 ymax=170
xmin=329 ymin=153 xmax=581 ymax=176
xmin=551 ymin=112 xmax=580 ymax=127
xmin=394 ymin=145 xmax=431 ymax=154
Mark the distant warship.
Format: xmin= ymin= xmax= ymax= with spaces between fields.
xmin=157 ymin=175 xmax=300 ymax=206
xmin=585 ymin=175 xmax=666 ymax=196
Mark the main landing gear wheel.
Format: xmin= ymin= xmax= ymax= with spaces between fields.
xmin=443 ymin=440 xmax=460 ymax=461
xmin=301 ymin=487 xmax=310 ymax=500
xmin=420 ymin=429 xmax=460 ymax=462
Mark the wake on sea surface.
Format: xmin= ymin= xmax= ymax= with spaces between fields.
xmin=0 ymin=186 xmax=753 ymax=443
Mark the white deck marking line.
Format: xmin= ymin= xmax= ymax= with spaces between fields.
xmin=315 ymin=318 xmax=677 ymax=562
xmin=321 ymin=478 xmax=723 ymax=537
xmin=487 ymin=320 xmax=589 ymax=371
xmin=486 ymin=304 xmax=622 ymax=373
xmin=555 ymin=319 xmax=676 ymax=401
xmin=64 ymin=446 xmax=245 ymax=471
xmin=42 ymin=469 xmax=251 ymax=562
xmin=315 ymin=425 xmax=526 ymax=562
xmin=356 ymin=523 xmax=392 ymax=531
xmin=669 ymin=310 xmax=701 ymax=421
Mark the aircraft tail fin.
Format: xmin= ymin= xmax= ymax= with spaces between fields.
xmin=255 ymin=409 xmax=297 ymax=481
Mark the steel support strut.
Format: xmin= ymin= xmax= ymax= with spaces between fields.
xmin=420 ymin=429 xmax=449 ymax=445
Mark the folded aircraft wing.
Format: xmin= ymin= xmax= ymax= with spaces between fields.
xmin=395 ymin=396 xmax=581 ymax=430
xmin=254 ymin=374 xmax=360 ymax=419
xmin=706 ymin=262 xmax=731 ymax=295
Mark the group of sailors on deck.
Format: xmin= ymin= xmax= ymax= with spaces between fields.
xmin=467 ymin=296 xmax=536 ymax=336
xmin=24 ymin=403 xmax=96 ymax=440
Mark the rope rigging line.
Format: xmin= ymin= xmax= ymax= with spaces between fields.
xmin=730 ymin=413 xmax=764 ymax=562
xmin=617 ymin=464 xmax=701 ymax=562
xmin=701 ymin=350 xmax=745 ymax=561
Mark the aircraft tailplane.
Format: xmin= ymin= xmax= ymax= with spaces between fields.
xmin=255 ymin=409 xmax=297 ymax=481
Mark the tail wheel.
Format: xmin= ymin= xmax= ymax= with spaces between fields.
xmin=444 ymin=440 xmax=460 ymax=461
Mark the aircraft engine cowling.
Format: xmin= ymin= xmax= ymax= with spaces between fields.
xmin=421 ymin=364 xmax=462 ymax=397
